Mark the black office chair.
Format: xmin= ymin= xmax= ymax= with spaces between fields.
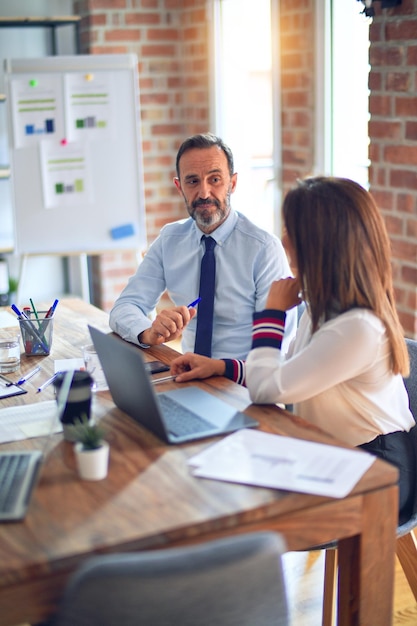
xmin=321 ymin=337 xmax=417 ymax=625
xmin=54 ymin=531 xmax=289 ymax=626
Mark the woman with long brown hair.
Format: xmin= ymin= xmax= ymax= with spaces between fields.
xmin=171 ymin=176 xmax=415 ymax=523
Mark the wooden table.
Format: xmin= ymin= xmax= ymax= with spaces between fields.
xmin=0 ymin=298 xmax=398 ymax=626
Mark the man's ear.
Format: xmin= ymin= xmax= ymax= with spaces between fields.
xmin=230 ymin=172 xmax=238 ymax=193
xmin=173 ymin=177 xmax=182 ymax=194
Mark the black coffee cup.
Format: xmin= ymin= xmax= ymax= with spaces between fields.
xmin=54 ymin=370 xmax=94 ymax=441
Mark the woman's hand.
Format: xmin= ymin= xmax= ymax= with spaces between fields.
xmin=170 ymin=353 xmax=226 ymax=382
xmin=266 ymin=276 xmax=302 ymax=311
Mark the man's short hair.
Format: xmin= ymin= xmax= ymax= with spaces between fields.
xmin=175 ymin=133 xmax=234 ymax=178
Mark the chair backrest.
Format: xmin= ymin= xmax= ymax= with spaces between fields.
xmin=397 ymin=338 xmax=417 ymax=535
xmin=55 ymin=531 xmax=289 ymax=626
xmin=405 ymin=338 xmax=417 ymax=423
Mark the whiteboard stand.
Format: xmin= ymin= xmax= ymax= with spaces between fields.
xmin=15 ymin=254 xmax=28 ymax=307
xmin=78 ymin=253 xmax=90 ymax=302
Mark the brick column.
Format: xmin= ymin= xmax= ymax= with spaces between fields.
xmin=279 ymin=0 xmax=316 ymax=197
xmin=368 ymin=0 xmax=417 ymax=337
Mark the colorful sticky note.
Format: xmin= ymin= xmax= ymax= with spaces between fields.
xmin=110 ymin=224 xmax=135 ymax=240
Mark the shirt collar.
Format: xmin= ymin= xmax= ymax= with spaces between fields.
xmin=194 ymin=208 xmax=237 ymax=247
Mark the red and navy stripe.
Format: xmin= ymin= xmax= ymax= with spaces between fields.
xmin=252 ymin=310 xmax=286 ymax=349
xmin=222 ymin=359 xmax=246 ymax=385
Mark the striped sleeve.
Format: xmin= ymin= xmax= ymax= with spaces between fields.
xmin=252 ymin=309 xmax=286 ymax=349
xmin=222 ymin=359 xmax=246 ymax=386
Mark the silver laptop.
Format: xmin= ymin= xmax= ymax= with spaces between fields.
xmin=88 ymin=326 xmax=258 ymax=444
xmin=0 ymin=370 xmax=73 ymax=522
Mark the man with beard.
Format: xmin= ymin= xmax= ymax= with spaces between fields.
xmin=109 ymin=133 xmax=296 ymax=360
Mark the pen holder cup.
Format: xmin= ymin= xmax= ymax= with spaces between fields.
xmin=19 ymin=311 xmax=54 ymax=356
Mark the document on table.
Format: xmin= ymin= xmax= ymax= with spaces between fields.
xmin=188 ymin=429 xmax=375 ymax=499
xmin=0 ymin=400 xmax=62 ymax=443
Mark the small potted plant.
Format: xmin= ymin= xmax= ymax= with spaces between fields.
xmin=68 ymin=416 xmax=109 ymax=481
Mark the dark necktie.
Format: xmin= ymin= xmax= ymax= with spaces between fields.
xmin=194 ymin=236 xmax=216 ymax=357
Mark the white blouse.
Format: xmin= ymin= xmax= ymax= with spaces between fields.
xmin=246 ymin=308 xmax=414 ymax=446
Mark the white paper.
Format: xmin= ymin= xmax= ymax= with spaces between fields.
xmin=10 ymin=75 xmax=64 ymax=149
xmin=40 ymin=140 xmax=93 ymax=209
xmin=0 ymin=400 xmax=62 ymax=443
xmin=64 ymin=72 xmax=116 ymax=141
xmin=54 ymin=358 xmax=84 ymax=372
xmin=188 ymin=429 xmax=375 ymax=499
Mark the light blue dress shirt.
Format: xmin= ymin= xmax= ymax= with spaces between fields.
xmin=109 ymin=209 xmax=296 ymax=360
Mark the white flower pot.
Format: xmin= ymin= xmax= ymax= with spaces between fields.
xmin=74 ymin=441 xmax=109 ymax=481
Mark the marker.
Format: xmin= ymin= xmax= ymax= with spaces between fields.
xmin=187 ymin=297 xmax=201 ymax=308
xmin=29 ymin=298 xmax=41 ymax=330
xmin=9 ymin=366 xmax=41 ymax=387
xmin=37 ymin=372 xmax=60 ymax=393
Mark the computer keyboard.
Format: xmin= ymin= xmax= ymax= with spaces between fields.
xmin=157 ymin=394 xmax=213 ymax=436
xmin=0 ymin=451 xmax=42 ymax=521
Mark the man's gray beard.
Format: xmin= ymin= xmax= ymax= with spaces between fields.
xmin=193 ymin=206 xmax=225 ymax=228
xmin=189 ymin=192 xmax=231 ymax=228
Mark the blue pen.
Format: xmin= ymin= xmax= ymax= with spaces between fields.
xmin=38 ymin=298 xmax=59 ymax=335
xmin=187 ymin=297 xmax=201 ymax=308
xmin=45 ymin=298 xmax=59 ymax=319
xmin=7 ymin=366 xmax=41 ymax=387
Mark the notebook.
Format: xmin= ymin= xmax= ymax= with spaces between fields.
xmin=88 ymin=326 xmax=258 ymax=444
xmin=0 ymin=370 xmax=73 ymax=522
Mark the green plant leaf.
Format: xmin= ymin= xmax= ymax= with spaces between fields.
xmin=67 ymin=415 xmax=106 ymax=450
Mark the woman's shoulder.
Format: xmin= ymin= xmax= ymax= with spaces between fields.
xmin=324 ymin=308 xmax=385 ymax=338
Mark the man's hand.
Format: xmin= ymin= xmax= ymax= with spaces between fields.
xmin=139 ymin=305 xmax=197 ymax=346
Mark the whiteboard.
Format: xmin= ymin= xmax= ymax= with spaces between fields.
xmin=4 ymin=54 xmax=146 ymax=255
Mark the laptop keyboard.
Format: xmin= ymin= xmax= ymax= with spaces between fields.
xmin=0 ymin=452 xmax=42 ymax=520
xmin=157 ymin=394 xmax=213 ymax=436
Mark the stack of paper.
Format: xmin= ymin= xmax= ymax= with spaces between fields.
xmin=188 ymin=429 xmax=375 ymax=498
xmin=0 ymin=401 xmax=62 ymax=443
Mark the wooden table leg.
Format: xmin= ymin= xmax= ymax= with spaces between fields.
xmin=337 ymin=484 xmax=398 ymax=626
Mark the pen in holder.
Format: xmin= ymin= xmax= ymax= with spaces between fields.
xmin=19 ymin=310 xmax=54 ymax=356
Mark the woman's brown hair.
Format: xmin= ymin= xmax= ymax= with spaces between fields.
xmin=283 ymin=176 xmax=409 ymax=376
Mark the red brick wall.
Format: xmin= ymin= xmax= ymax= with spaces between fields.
xmin=279 ymin=0 xmax=316 ymax=196
xmin=73 ymin=0 xmax=210 ymax=312
xmin=368 ymin=0 xmax=417 ymax=337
